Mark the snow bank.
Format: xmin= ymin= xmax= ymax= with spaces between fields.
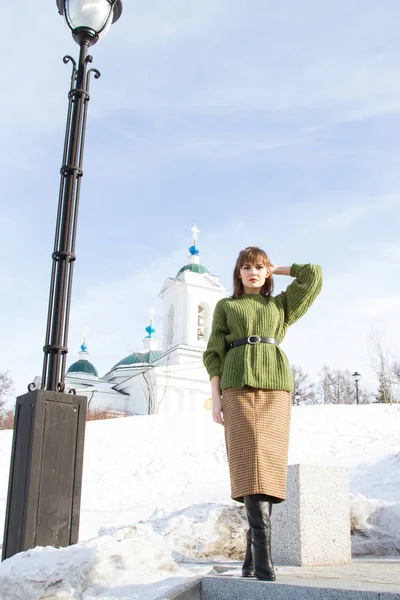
xmin=149 ymin=503 xmax=247 ymax=561
xmin=0 ymin=523 xmax=207 ymax=600
xmin=0 ymin=405 xmax=399 ymax=599
xmin=349 ymin=451 xmax=400 ymax=555
xmin=0 ymin=505 xmax=243 ymax=600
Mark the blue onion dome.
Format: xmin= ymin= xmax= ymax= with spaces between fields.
xmin=145 ymin=310 xmax=156 ymax=338
xmin=145 ymin=324 xmax=156 ymax=338
xmin=112 ymin=350 xmax=162 ymax=369
xmin=189 ymin=245 xmax=200 ymax=256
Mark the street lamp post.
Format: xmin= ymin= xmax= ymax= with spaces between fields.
xmin=43 ymin=0 xmax=122 ymax=392
xmin=352 ymin=371 xmax=361 ymax=405
xmin=2 ymin=0 xmax=122 ymax=561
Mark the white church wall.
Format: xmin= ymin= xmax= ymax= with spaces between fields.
xmin=63 ymin=384 xmax=130 ymax=414
xmin=87 ymin=391 xmax=130 ymax=414
xmin=152 ymin=363 xmax=211 ymax=415
xmin=123 ymin=376 xmax=151 ymax=415
xmin=155 ymin=346 xmax=206 ymax=367
xmin=162 ymin=289 xmax=188 ymax=350
xmin=116 ymin=362 xmax=212 ymax=416
xmin=156 ymin=385 xmax=211 ymax=415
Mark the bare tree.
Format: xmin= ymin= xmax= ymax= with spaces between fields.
xmin=316 ymin=365 xmax=359 ymax=404
xmin=139 ymin=341 xmax=175 ymax=415
xmin=0 ymin=371 xmax=14 ymax=411
xmin=392 ymin=361 xmax=400 ymax=382
xmin=291 ymin=364 xmax=317 ymax=404
xmin=316 ymin=364 xmax=333 ymax=404
xmin=368 ymin=327 xmax=394 ymax=404
xmin=142 ymin=367 xmax=157 ymax=415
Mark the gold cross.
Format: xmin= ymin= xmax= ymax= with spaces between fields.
xmin=191 ymin=224 xmax=199 ymax=245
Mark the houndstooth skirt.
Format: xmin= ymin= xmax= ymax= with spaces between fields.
xmin=221 ymin=387 xmax=292 ymax=503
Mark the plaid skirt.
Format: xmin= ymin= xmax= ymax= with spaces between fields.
xmin=222 ymin=387 xmax=291 ymax=503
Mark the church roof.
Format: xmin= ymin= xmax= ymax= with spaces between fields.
xmin=112 ymin=350 xmax=162 ymax=370
xmin=67 ymin=359 xmax=98 ymax=377
xmin=177 ymin=263 xmax=209 ymax=276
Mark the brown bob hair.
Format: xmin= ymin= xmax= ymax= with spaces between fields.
xmin=233 ymin=246 xmax=274 ymax=299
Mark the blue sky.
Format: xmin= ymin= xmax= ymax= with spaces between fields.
xmin=1 ymin=1 xmax=400 ymax=398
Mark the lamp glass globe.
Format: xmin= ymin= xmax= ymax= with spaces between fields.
xmin=66 ymin=0 xmax=113 ymax=34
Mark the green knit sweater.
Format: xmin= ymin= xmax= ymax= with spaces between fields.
xmin=203 ymin=264 xmax=323 ymax=392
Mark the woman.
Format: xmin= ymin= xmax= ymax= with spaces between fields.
xmin=203 ymin=247 xmax=322 ymax=581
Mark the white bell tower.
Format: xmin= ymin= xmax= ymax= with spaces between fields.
xmin=158 ymin=226 xmax=227 ymax=364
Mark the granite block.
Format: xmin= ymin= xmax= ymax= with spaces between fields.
xmin=271 ymin=464 xmax=351 ymax=566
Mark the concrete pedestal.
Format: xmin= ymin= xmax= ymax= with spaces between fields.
xmin=271 ymin=464 xmax=351 ymax=566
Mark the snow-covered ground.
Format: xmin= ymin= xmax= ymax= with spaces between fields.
xmin=0 ymin=405 xmax=399 ymax=599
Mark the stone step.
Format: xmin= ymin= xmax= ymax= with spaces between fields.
xmin=167 ymin=559 xmax=400 ymax=600
xmin=201 ymin=575 xmax=400 ymax=600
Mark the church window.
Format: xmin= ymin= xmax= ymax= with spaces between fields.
xmin=197 ymin=303 xmax=210 ymax=341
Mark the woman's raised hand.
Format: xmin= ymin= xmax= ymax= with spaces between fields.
xmin=270 ymin=264 xmax=292 ymax=276
xmin=269 ymin=262 xmax=278 ymax=274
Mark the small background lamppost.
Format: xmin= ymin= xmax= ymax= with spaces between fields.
xmin=352 ymin=371 xmax=361 ymax=405
xmin=294 ymin=390 xmax=301 ymax=406
xmin=2 ymin=0 xmax=122 ymax=561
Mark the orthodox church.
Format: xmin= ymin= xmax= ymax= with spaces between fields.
xmin=64 ymin=227 xmax=228 ymax=415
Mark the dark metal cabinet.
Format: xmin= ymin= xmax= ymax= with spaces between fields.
xmin=2 ymin=389 xmax=87 ymax=560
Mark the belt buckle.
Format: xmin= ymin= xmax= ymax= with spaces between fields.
xmin=247 ymin=335 xmax=261 ymax=345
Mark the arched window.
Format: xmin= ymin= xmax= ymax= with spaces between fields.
xmin=197 ymin=302 xmax=210 ymax=341
xmin=167 ymin=305 xmax=174 ymax=346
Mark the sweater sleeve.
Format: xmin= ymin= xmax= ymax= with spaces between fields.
xmin=203 ymin=300 xmax=229 ymax=380
xmin=278 ymin=263 xmax=323 ymax=326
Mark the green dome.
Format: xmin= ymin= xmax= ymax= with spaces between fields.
xmin=112 ymin=350 xmax=162 ymax=370
xmin=67 ymin=359 xmax=98 ymax=377
xmin=177 ymin=263 xmax=209 ymax=276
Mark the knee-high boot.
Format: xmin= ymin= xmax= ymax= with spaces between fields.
xmin=243 ymin=495 xmax=276 ymax=581
xmin=241 ymin=528 xmax=253 ymax=577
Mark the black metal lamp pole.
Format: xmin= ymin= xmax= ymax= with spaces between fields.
xmin=352 ymin=371 xmax=361 ymax=405
xmin=2 ymin=0 xmax=122 ymax=561
xmin=42 ymin=42 xmax=94 ymax=393
xmin=42 ymin=0 xmax=122 ymax=393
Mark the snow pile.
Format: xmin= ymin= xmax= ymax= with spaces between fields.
xmin=349 ymin=451 xmax=400 ymax=555
xmin=0 ymin=505 xmax=245 ymax=600
xmin=0 ymin=525 xmax=203 ymax=600
xmin=149 ymin=503 xmax=247 ymax=561
xmin=0 ymin=543 xmax=95 ymax=600
xmin=0 ymin=405 xmax=399 ymax=599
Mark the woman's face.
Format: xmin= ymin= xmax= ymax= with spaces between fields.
xmin=239 ymin=262 xmax=269 ymax=294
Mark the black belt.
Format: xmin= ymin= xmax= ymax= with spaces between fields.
xmin=229 ymin=335 xmax=280 ymax=349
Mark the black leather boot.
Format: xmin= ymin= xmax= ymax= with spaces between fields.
xmin=241 ymin=528 xmax=254 ymax=577
xmin=244 ymin=495 xmax=276 ymax=581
